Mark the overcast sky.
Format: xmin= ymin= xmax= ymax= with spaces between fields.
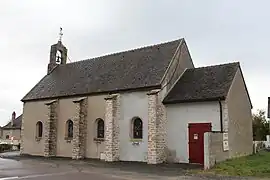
xmin=1 ymin=0 xmax=269 ymax=126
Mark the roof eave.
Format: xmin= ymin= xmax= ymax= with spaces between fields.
xmin=21 ymin=84 xmax=162 ymax=102
xmin=2 ymin=127 xmax=21 ymax=130
xmin=163 ymin=96 xmax=226 ymax=105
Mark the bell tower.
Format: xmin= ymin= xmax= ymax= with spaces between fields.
xmin=47 ymin=27 xmax=68 ymax=74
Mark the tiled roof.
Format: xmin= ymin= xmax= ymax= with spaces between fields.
xmin=163 ymin=62 xmax=240 ymax=104
xmin=22 ymin=39 xmax=182 ymax=101
xmin=2 ymin=115 xmax=22 ymax=129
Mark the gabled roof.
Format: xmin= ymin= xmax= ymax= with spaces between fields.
xmin=2 ymin=115 xmax=22 ymax=130
xmin=22 ymin=39 xmax=183 ymax=102
xmin=163 ymin=62 xmax=240 ymax=104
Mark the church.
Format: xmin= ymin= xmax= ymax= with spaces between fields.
xmin=20 ymin=35 xmax=253 ymax=168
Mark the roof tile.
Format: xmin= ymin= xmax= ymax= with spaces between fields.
xmin=22 ymin=39 xmax=182 ymax=101
xmin=163 ymin=62 xmax=239 ymax=104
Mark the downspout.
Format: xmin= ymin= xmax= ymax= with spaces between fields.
xmin=218 ymin=100 xmax=223 ymax=133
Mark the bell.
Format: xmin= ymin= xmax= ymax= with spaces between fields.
xmin=56 ymin=55 xmax=61 ymax=63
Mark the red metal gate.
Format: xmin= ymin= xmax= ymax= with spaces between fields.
xmin=188 ymin=123 xmax=211 ymax=164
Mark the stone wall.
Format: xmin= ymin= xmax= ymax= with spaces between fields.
xmin=104 ymin=94 xmax=120 ymax=162
xmin=72 ymin=98 xmax=88 ymax=159
xmin=147 ymin=89 xmax=167 ymax=164
xmin=44 ymin=100 xmax=58 ymax=157
xmin=204 ymin=132 xmax=229 ymax=169
xmin=20 ymin=109 xmax=25 ymax=154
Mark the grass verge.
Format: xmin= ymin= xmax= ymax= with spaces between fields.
xmin=192 ymin=150 xmax=270 ymax=177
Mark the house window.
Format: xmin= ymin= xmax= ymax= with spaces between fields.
xmin=5 ymin=135 xmax=9 ymax=139
xmin=66 ymin=119 xmax=73 ymax=138
xmin=36 ymin=121 xmax=43 ymax=138
xmin=96 ymin=118 xmax=104 ymax=139
xmin=132 ymin=117 xmax=143 ymax=139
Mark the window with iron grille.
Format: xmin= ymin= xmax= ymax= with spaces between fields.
xmin=132 ymin=117 xmax=143 ymax=139
xmin=66 ymin=119 xmax=73 ymax=138
xmin=96 ymin=118 xmax=104 ymax=139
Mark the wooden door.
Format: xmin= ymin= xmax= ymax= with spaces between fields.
xmin=188 ymin=123 xmax=211 ymax=164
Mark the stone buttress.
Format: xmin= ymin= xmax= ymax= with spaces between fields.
xmin=44 ymin=100 xmax=58 ymax=157
xmin=104 ymin=94 xmax=120 ymax=162
xmin=72 ymin=97 xmax=88 ymax=159
xmin=147 ymin=89 xmax=167 ymax=164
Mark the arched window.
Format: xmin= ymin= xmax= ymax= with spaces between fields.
xmin=66 ymin=119 xmax=73 ymax=138
xmin=36 ymin=121 xmax=43 ymax=138
xmin=96 ymin=118 xmax=105 ymax=139
xmin=132 ymin=117 xmax=143 ymax=139
xmin=6 ymin=135 xmax=9 ymax=139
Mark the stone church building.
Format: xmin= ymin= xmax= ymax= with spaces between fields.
xmin=20 ymin=37 xmax=253 ymax=167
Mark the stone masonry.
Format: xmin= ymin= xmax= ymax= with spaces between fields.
xmin=104 ymin=94 xmax=120 ymax=162
xmin=20 ymin=107 xmax=25 ymax=154
xmin=72 ymin=98 xmax=88 ymax=160
xmin=147 ymin=89 xmax=167 ymax=164
xmin=44 ymin=100 xmax=58 ymax=157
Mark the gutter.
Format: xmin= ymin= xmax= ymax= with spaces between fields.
xmin=218 ymin=100 xmax=223 ymax=133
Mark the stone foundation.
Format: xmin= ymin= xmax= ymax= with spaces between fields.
xmin=72 ymin=98 xmax=88 ymax=159
xmin=104 ymin=94 xmax=120 ymax=162
xmin=44 ymin=100 xmax=58 ymax=157
xmin=147 ymin=89 xmax=167 ymax=164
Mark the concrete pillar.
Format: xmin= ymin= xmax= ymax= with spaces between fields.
xmin=104 ymin=94 xmax=120 ymax=162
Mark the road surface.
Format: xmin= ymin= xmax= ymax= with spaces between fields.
xmin=0 ymin=153 xmax=261 ymax=180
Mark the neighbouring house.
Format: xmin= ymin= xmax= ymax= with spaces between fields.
xmin=1 ymin=111 xmax=22 ymax=141
xmin=20 ymin=37 xmax=253 ymax=168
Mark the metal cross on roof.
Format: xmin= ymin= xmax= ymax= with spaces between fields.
xmin=59 ymin=27 xmax=63 ymax=42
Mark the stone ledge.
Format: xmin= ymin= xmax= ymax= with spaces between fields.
xmin=35 ymin=137 xmax=42 ymax=142
xmin=94 ymin=138 xmax=104 ymax=142
xmin=44 ymin=100 xmax=58 ymax=106
xmin=73 ymin=97 xmax=87 ymax=103
xmin=64 ymin=137 xmax=73 ymax=143
xmin=130 ymin=139 xmax=143 ymax=142
xmin=104 ymin=94 xmax=118 ymax=100
xmin=147 ymin=89 xmax=160 ymax=95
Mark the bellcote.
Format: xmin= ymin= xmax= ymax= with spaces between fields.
xmin=47 ymin=41 xmax=68 ymax=74
xmin=47 ymin=28 xmax=68 ymax=74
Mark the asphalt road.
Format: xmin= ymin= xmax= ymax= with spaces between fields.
xmin=0 ymin=153 xmax=261 ymax=180
xmin=0 ymin=158 xmax=178 ymax=180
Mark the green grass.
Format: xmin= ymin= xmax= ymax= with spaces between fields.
xmin=195 ymin=151 xmax=270 ymax=177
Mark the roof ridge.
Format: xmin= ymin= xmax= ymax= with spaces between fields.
xmin=65 ymin=38 xmax=183 ymax=65
xmin=190 ymin=61 xmax=240 ymax=70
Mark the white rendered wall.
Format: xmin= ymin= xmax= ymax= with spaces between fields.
xmin=119 ymin=91 xmax=148 ymax=162
xmin=166 ymin=101 xmax=221 ymax=163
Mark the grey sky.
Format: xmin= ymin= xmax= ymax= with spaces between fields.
xmin=0 ymin=0 xmax=269 ymax=126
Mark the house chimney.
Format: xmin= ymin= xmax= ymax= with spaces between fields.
xmin=11 ymin=111 xmax=16 ymax=127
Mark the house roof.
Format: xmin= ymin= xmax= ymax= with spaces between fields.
xmin=22 ymin=39 xmax=182 ymax=102
xmin=2 ymin=115 xmax=22 ymax=129
xmin=163 ymin=62 xmax=240 ymax=104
